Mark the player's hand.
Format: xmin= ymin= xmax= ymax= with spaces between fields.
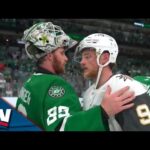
xmin=101 ymin=85 xmax=135 ymax=117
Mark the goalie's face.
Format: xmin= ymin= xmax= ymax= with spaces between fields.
xmin=80 ymin=48 xmax=99 ymax=79
xmin=51 ymin=47 xmax=68 ymax=74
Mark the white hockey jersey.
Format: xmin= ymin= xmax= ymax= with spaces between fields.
xmin=82 ymin=74 xmax=149 ymax=131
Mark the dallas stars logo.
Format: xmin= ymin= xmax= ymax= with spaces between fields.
xmin=48 ymin=86 xmax=65 ymax=98
xmin=39 ymin=34 xmax=49 ymax=45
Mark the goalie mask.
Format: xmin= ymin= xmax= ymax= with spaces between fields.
xmin=22 ymin=22 xmax=77 ymax=60
xmin=74 ymin=33 xmax=119 ymax=88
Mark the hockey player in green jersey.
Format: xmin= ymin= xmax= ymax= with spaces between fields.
xmin=16 ymin=22 xmax=135 ymax=131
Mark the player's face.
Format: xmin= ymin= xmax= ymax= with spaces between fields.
xmin=52 ymin=47 xmax=68 ymax=74
xmin=80 ymin=48 xmax=99 ymax=79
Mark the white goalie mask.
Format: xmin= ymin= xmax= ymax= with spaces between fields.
xmin=22 ymin=22 xmax=77 ymax=60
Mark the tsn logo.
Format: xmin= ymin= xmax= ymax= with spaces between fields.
xmin=0 ymin=109 xmax=12 ymax=127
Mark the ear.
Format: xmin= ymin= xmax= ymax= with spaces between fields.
xmin=47 ymin=53 xmax=53 ymax=61
xmin=101 ymin=52 xmax=110 ymax=65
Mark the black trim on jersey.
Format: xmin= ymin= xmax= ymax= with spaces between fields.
xmin=55 ymin=120 xmax=64 ymax=131
xmin=36 ymin=66 xmax=55 ymax=75
xmin=100 ymin=106 xmax=109 ymax=130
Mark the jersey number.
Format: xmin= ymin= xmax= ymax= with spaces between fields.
xmin=136 ymin=104 xmax=150 ymax=125
xmin=47 ymin=106 xmax=70 ymax=126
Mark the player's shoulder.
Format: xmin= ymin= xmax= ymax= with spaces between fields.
xmin=113 ymin=74 xmax=133 ymax=81
xmin=110 ymin=74 xmax=147 ymax=96
xmin=32 ymin=73 xmax=66 ymax=82
xmin=109 ymin=74 xmax=134 ymax=87
xmin=28 ymin=73 xmax=72 ymax=92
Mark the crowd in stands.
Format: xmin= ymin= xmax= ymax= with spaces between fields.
xmin=0 ymin=46 xmax=35 ymax=97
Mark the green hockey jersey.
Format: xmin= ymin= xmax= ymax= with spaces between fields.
xmin=16 ymin=71 xmax=108 ymax=131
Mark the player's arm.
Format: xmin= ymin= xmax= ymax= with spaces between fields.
xmin=43 ymin=78 xmax=110 ymax=131
xmin=60 ymin=106 xmax=109 ymax=131
xmin=60 ymin=86 xmax=135 ymax=131
xmin=44 ymin=102 xmax=109 ymax=131
xmin=44 ymin=86 xmax=135 ymax=131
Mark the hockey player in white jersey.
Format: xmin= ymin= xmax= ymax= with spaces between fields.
xmin=74 ymin=33 xmax=150 ymax=131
